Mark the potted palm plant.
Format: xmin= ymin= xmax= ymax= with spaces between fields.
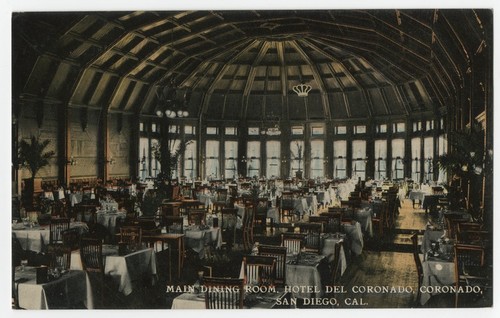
xmin=437 ymin=121 xmax=491 ymax=217
xmin=18 ymin=135 xmax=55 ymax=208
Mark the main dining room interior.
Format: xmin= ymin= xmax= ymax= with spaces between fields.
xmin=10 ymin=9 xmax=493 ymax=310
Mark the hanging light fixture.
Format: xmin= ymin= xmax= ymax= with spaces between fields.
xmin=155 ymin=80 xmax=190 ymax=118
xmin=292 ymin=83 xmax=312 ymax=97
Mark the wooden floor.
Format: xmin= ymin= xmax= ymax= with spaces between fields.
xmin=304 ymin=199 xmax=428 ymax=309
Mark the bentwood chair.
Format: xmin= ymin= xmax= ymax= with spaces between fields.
xmin=258 ymin=245 xmax=287 ymax=286
xmin=242 ymin=255 xmax=277 ymax=288
xmin=49 ymin=218 xmax=70 ymax=244
xmin=188 ymin=209 xmax=207 ymax=226
xmin=204 ymin=277 xmax=245 ymax=309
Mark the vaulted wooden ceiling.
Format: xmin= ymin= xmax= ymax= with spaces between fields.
xmin=12 ymin=10 xmax=491 ymax=121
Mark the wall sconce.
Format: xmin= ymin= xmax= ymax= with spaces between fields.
xmin=241 ymin=156 xmax=247 ymax=163
xmin=67 ymin=157 xmax=77 ymax=166
xmin=281 ymin=157 xmax=287 ymax=163
xmin=106 ymin=158 xmax=115 ymax=165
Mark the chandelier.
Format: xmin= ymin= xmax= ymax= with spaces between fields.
xmin=154 ymin=81 xmax=190 ymax=118
xmin=292 ymin=83 xmax=312 ymax=97
xmin=260 ymin=115 xmax=281 ymax=136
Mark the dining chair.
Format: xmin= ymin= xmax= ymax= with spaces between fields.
xmin=254 ymin=198 xmax=270 ymax=233
xmin=281 ymin=233 xmax=306 ymax=255
xmin=79 ymin=236 xmax=106 ymax=307
xmin=242 ymin=255 xmax=277 ymax=288
xmin=410 ymin=232 xmax=423 ymax=305
xmin=298 ymin=222 xmax=322 ymax=253
xmin=319 ymin=212 xmax=342 ymax=233
xmin=212 ymin=189 xmax=229 ymax=213
xmin=279 ymin=192 xmax=295 ymax=222
xmin=164 ymin=216 xmax=184 ymax=234
xmin=61 ymin=228 xmax=80 ymax=250
xmin=47 ymin=243 xmax=72 ymax=270
xmin=221 ymin=208 xmax=238 ymax=250
xmin=258 ymin=245 xmax=287 ymax=287
xmin=49 ymin=218 xmax=70 ymax=244
xmin=329 ymin=239 xmax=344 ymax=288
xmin=242 ymin=205 xmax=255 ymax=251
xmin=188 ymin=209 xmax=207 ymax=226
xmin=454 ymin=243 xmax=491 ymax=307
xmin=204 ymin=277 xmax=245 ymax=309
xmin=119 ymin=225 xmax=142 ymax=248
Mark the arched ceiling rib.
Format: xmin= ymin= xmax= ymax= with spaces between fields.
xmin=12 ymin=9 xmax=491 ymax=121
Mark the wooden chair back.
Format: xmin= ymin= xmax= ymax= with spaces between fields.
xmin=330 ymin=240 xmax=344 ymax=287
xmin=188 ymin=209 xmax=206 ymax=225
xmin=61 ymin=228 xmax=80 ymax=250
xmin=79 ymin=237 xmax=104 ymax=274
xmin=258 ymin=245 xmax=287 ymax=286
xmin=281 ymin=233 xmax=306 ymax=255
xmin=298 ymin=222 xmax=323 ymax=253
xmin=47 ymin=244 xmax=72 ymax=270
xmin=119 ymin=226 xmax=142 ymax=245
xmin=49 ymin=218 xmax=70 ymax=244
xmin=242 ymin=255 xmax=276 ymax=287
xmin=204 ymin=277 xmax=245 ymax=309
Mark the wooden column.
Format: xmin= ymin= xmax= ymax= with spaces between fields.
xmin=58 ymin=102 xmax=71 ymax=186
xmin=98 ymin=108 xmax=109 ymax=182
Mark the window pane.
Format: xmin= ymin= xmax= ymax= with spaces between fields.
xmin=247 ymin=141 xmax=260 ymax=178
xmin=375 ymin=140 xmax=387 ymax=180
xmin=139 ymin=138 xmax=149 ymax=180
xmin=183 ymin=141 xmax=197 ymax=180
xmin=354 ymin=125 xmax=366 ymax=134
xmin=266 ymin=141 xmax=280 ymax=178
xmin=392 ymin=139 xmax=405 ymax=180
xmin=205 ymin=140 xmax=219 ymax=179
xmin=248 ymin=127 xmax=259 ymax=135
xmin=151 ymin=139 xmax=161 ymax=178
xmin=225 ymin=127 xmax=237 ymax=135
xmin=207 ymin=127 xmax=218 ymax=135
xmin=352 ymin=140 xmax=366 ymax=180
xmin=185 ymin=125 xmax=195 ymax=135
xmin=291 ymin=126 xmax=304 ymax=135
xmin=335 ymin=126 xmax=347 ymax=134
xmin=424 ymin=137 xmax=434 ymax=181
xmin=224 ymin=141 xmax=238 ymax=179
xmin=310 ymin=140 xmax=324 ymax=179
xmin=333 ymin=140 xmax=347 ymax=179
xmin=311 ymin=126 xmax=324 ymax=136
xmin=290 ymin=141 xmax=304 ymax=177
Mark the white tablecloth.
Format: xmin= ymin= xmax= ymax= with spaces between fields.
xmin=15 ymin=267 xmax=93 ymax=309
xmin=13 ymin=226 xmax=50 ymax=252
xmin=354 ymin=207 xmax=373 ymax=237
xmin=196 ymin=193 xmax=214 ymax=208
xmin=69 ymin=193 xmax=83 ymax=207
xmin=420 ymin=257 xmax=455 ymax=305
xmin=184 ymin=227 xmax=222 ymax=258
xmin=95 ymin=211 xmax=126 ymax=234
xmin=342 ymin=221 xmax=364 ymax=255
xmin=70 ymin=246 xmax=157 ymax=296
xmin=285 ymin=254 xmax=328 ymax=298
xmin=320 ymin=233 xmax=347 ymax=275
